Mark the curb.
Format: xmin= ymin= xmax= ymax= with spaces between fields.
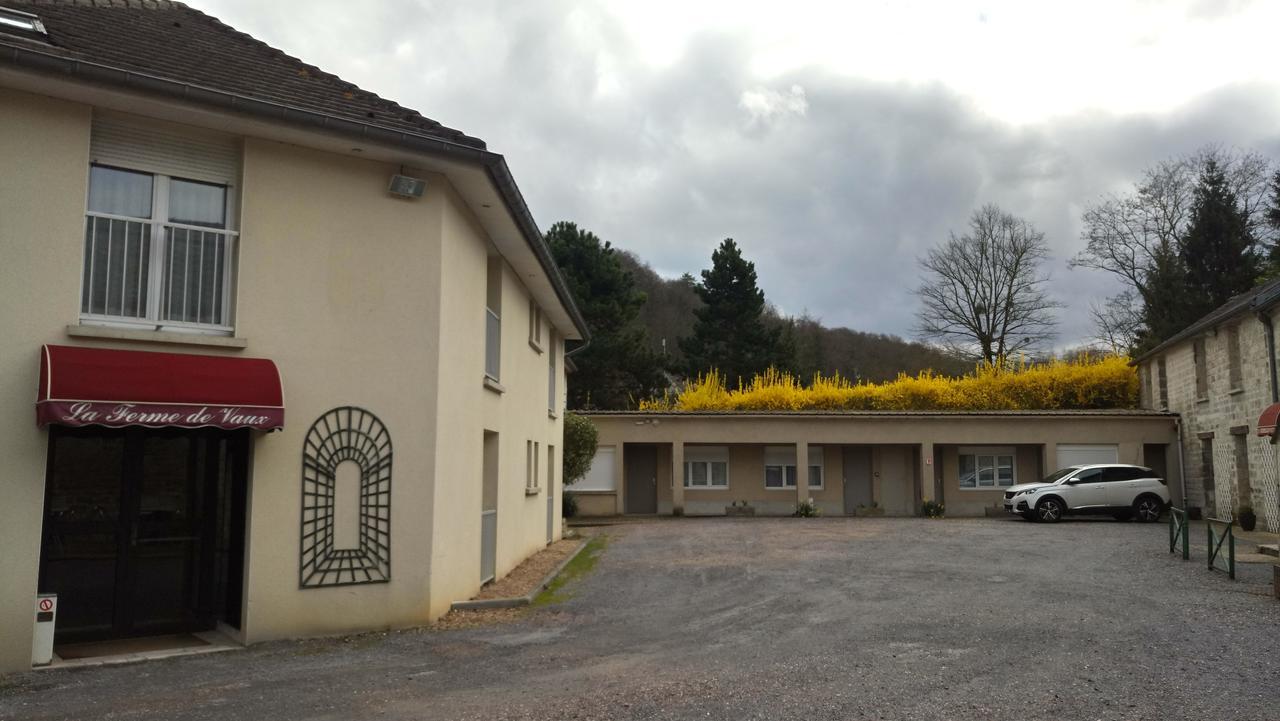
xmin=450 ymin=538 xmax=589 ymax=611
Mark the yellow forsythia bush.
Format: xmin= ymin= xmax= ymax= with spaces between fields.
xmin=638 ymin=355 xmax=1138 ymax=412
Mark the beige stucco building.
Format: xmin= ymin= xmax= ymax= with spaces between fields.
xmin=1134 ymin=279 xmax=1280 ymax=531
xmin=579 ymin=411 xmax=1181 ymax=518
xmin=0 ymin=2 xmax=586 ymax=673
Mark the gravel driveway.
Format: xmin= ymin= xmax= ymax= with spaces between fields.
xmin=3 ymin=517 xmax=1278 ymax=721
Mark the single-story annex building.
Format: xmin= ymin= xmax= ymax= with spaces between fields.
xmin=0 ymin=1 xmax=586 ymax=673
xmin=577 ymin=411 xmax=1182 ymax=517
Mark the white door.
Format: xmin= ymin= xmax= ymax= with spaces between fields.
xmin=1057 ymin=444 xmax=1119 ymax=469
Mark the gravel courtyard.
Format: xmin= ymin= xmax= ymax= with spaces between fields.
xmin=2 ymin=517 xmax=1277 ymax=721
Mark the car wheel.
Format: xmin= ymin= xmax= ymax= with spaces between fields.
xmin=1035 ymin=498 xmax=1064 ymax=523
xmin=1133 ymin=496 xmax=1163 ymax=523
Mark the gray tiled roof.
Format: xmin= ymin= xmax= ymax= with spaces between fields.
xmin=0 ymin=0 xmax=486 ymax=149
xmin=1133 ymin=276 xmax=1280 ymax=363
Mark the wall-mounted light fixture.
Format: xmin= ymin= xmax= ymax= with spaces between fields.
xmin=388 ymin=174 xmax=426 ymax=199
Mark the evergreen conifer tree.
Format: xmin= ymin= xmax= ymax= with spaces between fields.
xmin=679 ymin=239 xmax=790 ymax=386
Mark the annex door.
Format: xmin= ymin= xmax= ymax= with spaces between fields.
xmin=842 ymin=447 xmax=873 ymax=515
xmin=624 ymin=445 xmax=658 ymax=514
xmin=879 ymin=446 xmax=913 ymax=516
xmin=39 ymin=426 xmax=248 ymax=645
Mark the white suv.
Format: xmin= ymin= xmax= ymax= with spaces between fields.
xmin=1003 ymin=464 xmax=1169 ymax=523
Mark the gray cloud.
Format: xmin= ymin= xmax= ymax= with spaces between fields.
xmin=203 ymin=0 xmax=1280 ymax=349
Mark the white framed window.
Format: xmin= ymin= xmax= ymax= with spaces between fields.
xmin=526 ymin=440 xmax=540 ymax=490
xmin=958 ymin=446 xmax=1016 ymax=489
xmin=548 ymin=332 xmax=557 ymax=415
xmin=80 ymin=164 xmax=237 ymax=333
xmin=576 ymin=446 xmax=616 ymax=491
xmin=528 ymin=297 xmax=543 ymax=351
xmin=485 ymin=257 xmax=502 ymax=382
xmin=763 ymin=446 xmax=823 ymax=489
xmin=684 ymin=446 xmax=729 ymax=489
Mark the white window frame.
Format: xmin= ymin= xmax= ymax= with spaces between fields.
xmin=79 ymin=164 xmax=239 ymax=335
xmin=763 ymin=446 xmax=823 ymax=490
xmin=485 ymin=258 xmax=502 ymax=384
xmin=528 ymin=297 xmax=543 ymax=352
xmin=548 ymin=332 xmax=558 ymax=416
xmin=684 ymin=446 xmax=729 ymax=489
xmin=957 ymin=446 xmax=1016 ymax=490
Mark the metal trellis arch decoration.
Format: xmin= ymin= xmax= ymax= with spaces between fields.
xmin=299 ymin=406 xmax=392 ymax=587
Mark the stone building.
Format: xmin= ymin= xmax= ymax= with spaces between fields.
xmin=1134 ymin=279 xmax=1280 ymax=531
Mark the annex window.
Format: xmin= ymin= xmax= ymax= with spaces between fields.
xmin=958 ymin=447 xmax=1016 ymax=489
xmin=684 ymin=446 xmax=729 ymax=489
xmin=1226 ymin=325 xmax=1243 ymax=391
xmin=485 ymin=257 xmax=502 ymax=382
xmin=763 ymin=446 xmax=823 ymax=489
xmin=576 ymin=446 xmax=616 ymax=492
xmin=1193 ymin=338 xmax=1208 ymax=400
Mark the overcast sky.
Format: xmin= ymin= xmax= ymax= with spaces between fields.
xmin=200 ymin=0 xmax=1280 ymax=347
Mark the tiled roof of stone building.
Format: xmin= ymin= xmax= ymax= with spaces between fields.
xmin=0 ymin=0 xmax=486 ymax=150
xmin=1134 ymin=276 xmax=1280 ymax=362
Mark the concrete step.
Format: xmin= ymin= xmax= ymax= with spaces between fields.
xmin=1259 ymin=543 xmax=1278 ymax=558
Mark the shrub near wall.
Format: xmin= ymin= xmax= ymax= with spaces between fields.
xmin=638 ymin=355 xmax=1139 ymax=412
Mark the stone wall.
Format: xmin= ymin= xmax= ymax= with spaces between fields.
xmin=1138 ymin=307 xmax=1280 ymax=531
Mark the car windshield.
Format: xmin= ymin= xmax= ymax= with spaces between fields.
xmin=1040 ymin=467 xmax=1076 ymax=484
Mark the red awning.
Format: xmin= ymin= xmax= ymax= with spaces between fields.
xmin=37 ymin=344 xmax=284 ymax=430
xmin=1258 ymin=403 xmax=1280 ymax=439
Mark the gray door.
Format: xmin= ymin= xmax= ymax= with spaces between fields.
xmin=625 ymin=445 xmax=658 ymax=514
xmin=879 ymin=446 xmax=912 ymax=515
xmin=843 ymin=447 xmax=873 ymax=515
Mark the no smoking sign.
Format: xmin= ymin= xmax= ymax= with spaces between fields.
xmin=38 ymin=598 xmax=53 ymax=612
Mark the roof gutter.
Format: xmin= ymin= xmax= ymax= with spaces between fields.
xmin=0 ymin=44 xmax=590 ymax=342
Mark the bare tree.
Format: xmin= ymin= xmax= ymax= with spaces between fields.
xmin=1089 ymin=289 xmax=1143 ymax=354
xmin=1071 ymin=147 xmax=1274 ymax=305
xmin=914 ymin=204 xmax=1060 ymax=365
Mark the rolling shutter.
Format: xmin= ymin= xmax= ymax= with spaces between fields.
xmin=576 ymin=447 xmax=617 ymax=491
xmin=90 ymin=113 xmax=240 ymax=185
xmin=1057 ymin=444 xmax=1119 ymax=468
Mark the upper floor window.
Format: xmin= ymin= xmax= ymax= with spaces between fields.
xmin=1226 ymin=324 xmax=1243 ymax=391
xmin=548 ymin=332 xmax=558 ymax=415
xmin=82 ymin=113 xmax=240 ymax=334
xmin=528 ymin=298 xmax=543 ymax=351
xmin=1157 ymin=357 xmax=1169 ymax=409
xmin=485 ymin=256 xmax=502 ymax=383
xmin=82 ymin=165 xmax=236 ymax=331
xmin=1192 ymin=338 xmax=1208 ymax=400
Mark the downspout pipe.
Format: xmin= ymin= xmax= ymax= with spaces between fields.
xmin=1175 ymin=417 xmax=1190 ymax=513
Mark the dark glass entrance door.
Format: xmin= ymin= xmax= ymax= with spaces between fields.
xmin=39 ymin=427 xmax=247 ymax=644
